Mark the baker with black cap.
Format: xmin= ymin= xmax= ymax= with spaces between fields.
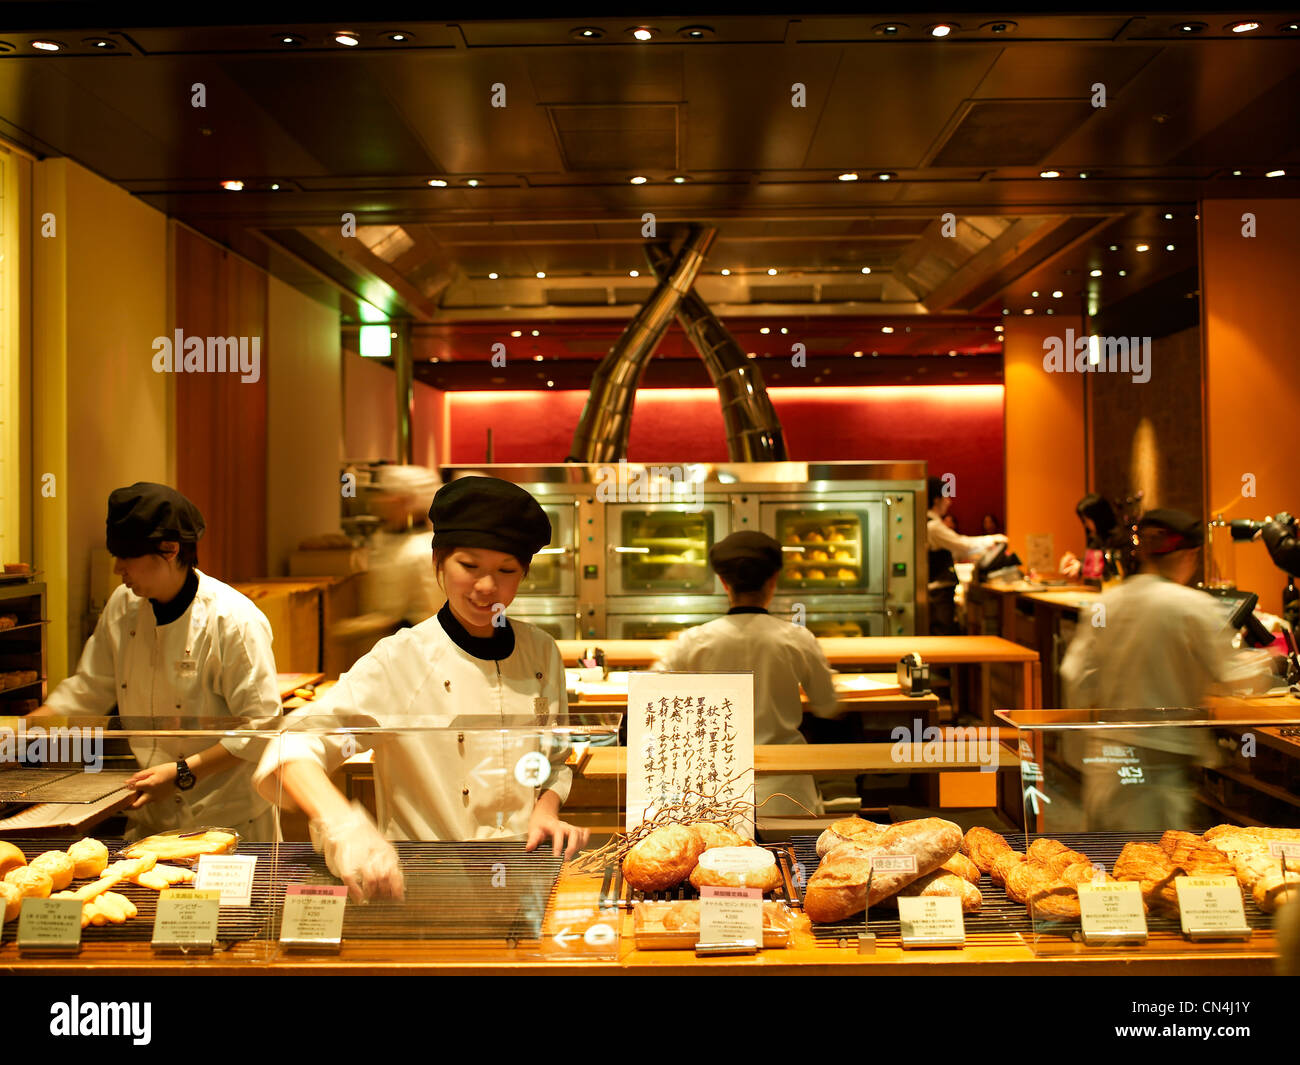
xmin=1060 ymin=507 xmax=1279 ymax=829
xmin=38 ymin=483 xmax=281 ymax=841
xmin=254 ymin=476 xmax=585 ymax=901
xmin=649 ymin=530 xmax=841 ymax=818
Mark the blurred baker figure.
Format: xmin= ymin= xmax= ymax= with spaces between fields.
xmin=650 ymin=531 xmax=841 ymax=818
xmin=1060 ymin=508 xmax=1279 ymax=829
xmin=925 ymin=476 xmax=1007 ymax=633
xmin=38 ymin=483 xmax=281 ymax=840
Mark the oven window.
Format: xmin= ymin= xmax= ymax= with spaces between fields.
xmin=775 ymin=510 xmax=869 ymax=591
xmin=619 ymin=511 xmax=715 ymax=591
xmin=616 ymin=618 xmax=712 ymax=640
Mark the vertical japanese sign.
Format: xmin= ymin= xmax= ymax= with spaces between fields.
xmin=626 ymin=672 xmax=755 ymax=837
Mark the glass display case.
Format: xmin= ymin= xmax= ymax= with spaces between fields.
xmin=995 ymin=704 xmax=1300 ymax=957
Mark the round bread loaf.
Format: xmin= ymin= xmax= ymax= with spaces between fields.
xmin=0 ymin=881 xmax=21 ymax=922
xmin=5 ymin=866 xmax=53 ymax=900
xmin=67 ymin=837 xmax=109 ymax=879
xmin=622 ymin=824 xmax=705 ymax=892
xmin=0 ymin=840 xmax=26 ymax=878
xmin=690 ymin=822 xmax=746 ymax=851
xmin=689 ymin=846 xmax=782 ymax=893
xmin=30 ymin=851 xmax=75 ymax=891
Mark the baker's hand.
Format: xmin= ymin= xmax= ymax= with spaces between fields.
xmin=310 ymin=804 xmax=404 ymax=903
xmin=126 ymin=764 xmax=177 ymax=808
xmin=1059 ymin=552 xmax=1082 ymax=578
xmin=525 ymin=806 xmax=589 ymax=860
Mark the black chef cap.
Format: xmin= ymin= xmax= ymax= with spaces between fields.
xmin=710 ymin=531 xmax=783 ymax=592
xmin=1137 ymin=507 xmax=1204 ymax=555
xmin=429 ymin=476 xmax=551 ymax=563
xmin=106 ymin=483 xmax=206 ymax=558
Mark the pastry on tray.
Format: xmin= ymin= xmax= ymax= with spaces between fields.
xmin=122 ymin=828 xmax=237 ymax=864
xmin=688 ymin=846 xmax=782 ymax=893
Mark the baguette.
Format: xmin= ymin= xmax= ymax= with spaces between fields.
xmin=815 ymin=817 xmax=887 ymax=857
xmin=804 ymin=818 xmax=962 ymax=923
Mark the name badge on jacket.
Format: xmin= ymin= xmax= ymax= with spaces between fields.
xmin=176 ymin=659 xmax=198 ymax=678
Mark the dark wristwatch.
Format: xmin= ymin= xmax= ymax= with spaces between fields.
xmin=174 ymin=759 xmax=197 ymax=791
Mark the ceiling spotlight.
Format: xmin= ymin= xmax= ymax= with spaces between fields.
xmin=531 ymin=330 xmax=540 ymax=337
xmin=747 ymin=352 xmax=756 ymax=358
xmin=838 ymin=172 xmax=859 ymax=182
xmin=85 ymin=37 xmax=117 ymax=49
xmin=387 ymin=32 xmax=413 ymax=43
xmin=1045 ymin=309 xmax=1055 ymax=315
xmin=1090 ymin=269 xmax=1103 ymax=277
xmin=334 ymin=32 xmax=360 ymax=46
xmin=629 ymin=175 xmax=648 ymax=185
xmin=1052 ymin=290 xmax=1063 ymax=299
xmin=1266 ymin=169 xmax=1286 ymax=178
xmin=1232 ymin=170 xmax=1243 ymax=176
xmin=678 ymin=26 xmax=714 ymax=39
xmin=1175 ymin=22 xmax=1206 ymax=33
xmin=277 ymin=34 xmax=304 ymax=46
xmin=1109 ymin=245 xmax=1119 ymax=251
xmin=1165 ymin=244 xmax=1176 ymax=251
xmin=427 ymin=178 xmax=448 ymax=187
xmin=1039 ymin=170 xmax=1061 ymax=179
xmin=982 ymin=21 xmax=1017 ymax=34
xmin=31 ymin=39 xmax=63 ymax=51
xmin=1163 ymin=212 xmax=1174 ymax=220
xmin=949 ymin=350 xmax=957 ymax=356
xmin=536 ymin=271 xmax=546 ymax=279
xmin=534 ymin=355 xmax=544 ymax=362
xmin=760 ymin=327 xmax=771 ymax=335
xmin=510 ymin=330 xmax=523 ymax=338
xmin=881 ymin=326 xmax=894 ymax=334
xmin=860 ymin=266 xmax=872 ymax=274
xmin=930 ymin=24 xmax=954 ymax=37
xmin=631 ymin=27 xmax=655 ymax=41
xmin=1023 ymin=308 xmax=1034 ymax=315
xmin=1229 ymin=21 xmax=1260 ymax=33
xmin=629 ymin=270 xmax=639 ymax=277
xmin=853 ymin=350 xmax=864 ymax=357
xmin=221 ymin=180 xmax=244 ymax=191
xmin=1031 ymin=290 xmax=1039 ymax=298
xmin=671 ymin=175 xmax=688 ymax=183
xmin=571 ymin=27 xmax=604 ymax=40
xmin=1282 ymin=22 xmax=1300 ymax=32
xmin=780 ymin=327 xmax=788 ymax=334
xmin=488 ymin=272 xmax=499 ymax=280
xmin=874 ymin=23 xmax=907 ymax=36
xmin=465 ymin=179 xmax=479 ymax=187
xmin=994 ymin=325 xmax=1004 ymax=333
xmin=546 ymin=380 xmax=555 ymax=387
xmin=767 ymin=268 xmax=777 ymax=276
xmin=1135 ymin=243 xmax=1150 ymax=252
xmin=1118 ymin=270 xmax=1128 ymax=277
xmin=875 ymin=171 xmax=896 ymax=181
xmin=720 ymin=269 xmax=731 ymax=276
xmin=1078 ymin=171 xmax=1089 ymax=179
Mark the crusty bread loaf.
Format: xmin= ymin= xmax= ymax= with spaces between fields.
xmin=815 ymin=817 xmax=887 ymax=857
xmin=622 ymin=824 xmax=706 ymax=892
xmin=879 ymin=870 xmax=983 ymax=913
xmin=688 ymin=846 xmax=782 ymax=893
xmin=961 ymin=826 xmax=1012 ymax=874
xmin=804 ymin=817 xmax=962 ymax=923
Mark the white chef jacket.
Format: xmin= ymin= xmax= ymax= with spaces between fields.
xmin=45 ymin=570 xmax=282 ymax=837
xmin=363 ymin=528 xmax=443 ymax=625
xmin=650 ymin=611 xmax=839 ymax=816
xmin=925 ymin=509 xmax=1000 ymax=562
xmin=253 ymin=614 xmax=572 ymax=842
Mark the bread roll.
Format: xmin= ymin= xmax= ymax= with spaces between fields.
xmin=689 ymin=846 xmax=782 ymax=893
xmin=67 ymin=837 xmax=109 ymax=879
xmin=816 ymin=817 xmax=887 ymax=857
xmin=960 ymin=826 xmax=1012 ymax=874
xmin=5 ymin=866 xmax=53 ymax=899
xmin=0 ymin=840 xmax=26 ymax=878
xmin=804 ymin=818 xmax=962 ymax=923
xmin=690 ymin=823 xmax=746 ymax=851
xmin=622 ymin=824 xmax=706 ymax=892
xmin=0 ymin=881 xmax=21 ymax=922
xmin=30 ymin=851 xmax=75 ymax=891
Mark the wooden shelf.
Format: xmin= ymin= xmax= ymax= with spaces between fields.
xmin=1204 ymin=764 xmax=1300 ymax=810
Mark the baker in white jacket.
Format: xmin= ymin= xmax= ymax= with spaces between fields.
xmin=40 ymin=483 xmax=281 ymax=840
xmin=254 ymin=477 xmax=586 ymax=901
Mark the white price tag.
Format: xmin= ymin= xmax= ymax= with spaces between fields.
xmin=195 ymin=854 xmax=257 ymax=906
xmin=1174 ymin=876 xmax=1251 ymax=940
xmin=699 ymin=886 xmax=762 ymax=947
xmin=898 ymin=895 xmax=965 ymax=948
xmin=1078 ymin=881 xmax=1147 ymax=944
xmin=280 ymin=884 xmax=347 ymax=950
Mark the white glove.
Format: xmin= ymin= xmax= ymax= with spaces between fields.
xmin=310 ymin=802 xmax=404 ymax=903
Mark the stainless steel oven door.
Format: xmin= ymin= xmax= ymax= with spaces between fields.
xmin=605 ymin=598 xmax=728 ymax=640
xmin=604 ymin=502 xmax=730 ymax=596
xmin=768 ymin=597 xmax=888 ymax=637
xmin=517 ymin=501 xmax=577 ymax=598
xmin=760 ymin=498 xmax=884 ymax=596
xmin=505 ymin=599 xmax=581 ymax=640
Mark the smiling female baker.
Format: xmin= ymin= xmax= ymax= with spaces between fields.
xmin=253 ymin=477 xmax=587 ymax=901
xmin=37 ymin=483 xmax=281 ymax=840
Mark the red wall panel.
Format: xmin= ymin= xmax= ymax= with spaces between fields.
xmin=447 ymin=385 xmax=1005 ymax=531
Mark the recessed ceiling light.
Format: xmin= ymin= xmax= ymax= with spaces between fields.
xmin=982 ymin=21 xmax=1017 ymax=34
xmin=31 ymin=40 xmax=63 ymax=51
xmin=531 ymin=330 xmax=540 ymax=336
xmin=949 ymin=350 xmax=957 ymax=356
xmin=1031 ymin=290 xmax=1039 ymax=298
xmin=678 ymin=26 xmax=714 ymax=40
xmin=994 ymin=325 xmax=1004 ymax=333
xmin=387 ymin=32 xmax=412 ymax=43
xmin=671 ymin=175 xmax=688 ymax=184
xmin=1135 ymin=243 xmax=1150 ymax=252
xmin=1282 ymin=21 xmax=1300 ymax=32
xmin=760 ymin=327 xmax=770 ymax=335
xmin=1163 ymin=212 xmax=1174 ymax=220
xmin=427 ymin=179 xmax=448 ymax=187
xmin=930 ymin=24 xmax=954 ymax=38
xmin=629 ymin=270 xmax=639 ymax=278
xmin=510 ymin=330 xmax=522 ymax=338
xmin=874 ymin=23 xmax=908 ymax=36
xmin=488 ymin=272 xmax=499 ymax=280
xmin=1229 ymin=21 xmax=1260 ymax=33
xmin=1109 ymin=244 xmax=1119 ymax=251
xmin=536 ymin=271 xmax=546 ymax=279
xmin=534 ymin=355 xmax=544 ymax=362
xmin=853 ymin=350 xmax=864 ymax=357
xmin=571 ymin=27 xmax=604 ymax=40
xmin=1266 ymin=169 xmax=1286 ymax=178
xmin=1079 ymin=171 xmax=1089 ymax=179
xmin=860 ymin=266 xmax=872 ymax=275
xmin=747 ymin=352 xmax=756 ymax=358
xmin=631 ymin=27 xmax=655 ymax=41
xmin=546 ymin=380 xmax=555 ymax=387
xmin=221 ymin=180 xmax=244 ymax=191
xmin=881 ymin=326 xmax=894 ymax=334
xmin=277 ymin=34 xmax=304 ymax=46
xmin=780 ymin=328 xmax=788 ymax=334
xmin=1052 ymin=290 xmax=1063 ymax=299
xmin=1118 ymin=270 xmax=1127 ymax=277
xmin=629 ymin=175 xmax=648 ymax=185
xmin=1175 ymin=22 xmax=1206 ymax=33
xmin=876 ymin=172 xmax=896 ymax=181
xmin=1040 ymin=170 xmax=1060 ymax=179
xmin=838 ymin=172 xmax=859 ymax=182
xmin=85 ymin=37 xmax=117 ymax=49
xmin=1090 ymin=269 xmax=1103 ymax=277
xmin=767 ymin=268 xmax=777 ymax=276
xmin=1165 ymin=244 xmax=1175 ymax=251
xmin=1232 ymin=170 xmax=1243 ymax=176
xmin=720 ymin=269 xmax=731 ymax=276
xmin=1001 ymin=308 xmax=1009 ymax=315
xmin=1045 ymin=309 xmax=1055 ymax=315
xmin=334 ymin=32 xmax=360 ymax=47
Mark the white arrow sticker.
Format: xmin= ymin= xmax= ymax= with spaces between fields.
xmin=552 ymin=926 xmax=580 ymax=947
xmin=1024 ymin=785 xmax=1052 ymax=815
